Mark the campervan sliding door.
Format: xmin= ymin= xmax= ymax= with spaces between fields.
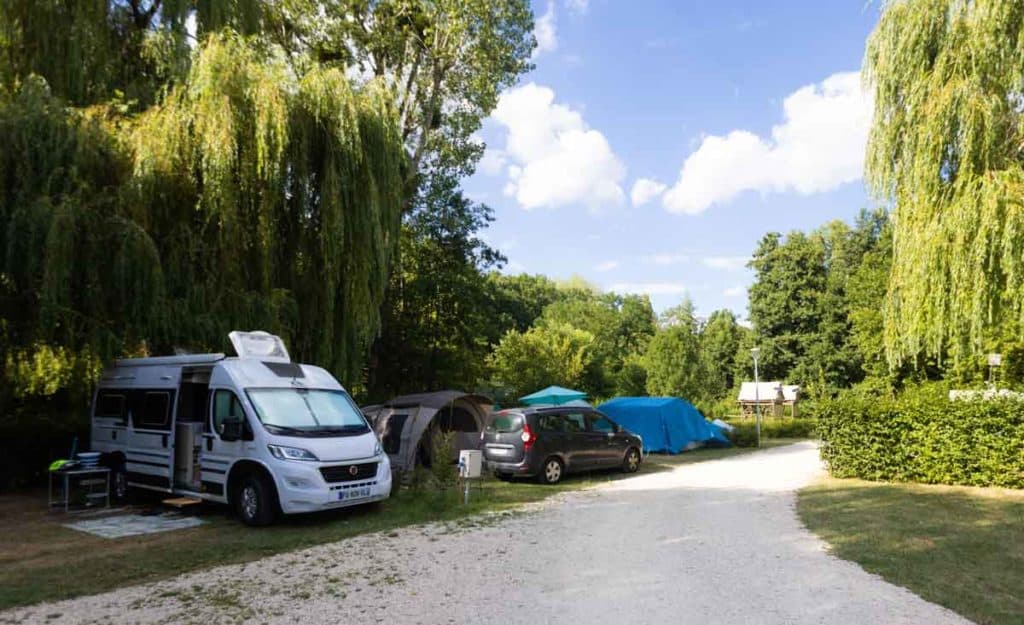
xmin=125 ymin=371 xmax=177 ymax=492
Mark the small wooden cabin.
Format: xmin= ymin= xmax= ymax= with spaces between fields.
xmin=737 ymin=382 xmax=800 ymax=417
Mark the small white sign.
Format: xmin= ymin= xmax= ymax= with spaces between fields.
xmin=459 ymin=449 xmax=482 ymax=479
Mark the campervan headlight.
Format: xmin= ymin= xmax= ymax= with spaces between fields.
xmin=267 ymin=444 xmax=319 ymax=462
xmin=373 ymin=440 xmax=383 ymax=457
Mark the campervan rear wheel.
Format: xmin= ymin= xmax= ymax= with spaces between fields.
xmin=235 ymin=474 xmax=277 ymax=526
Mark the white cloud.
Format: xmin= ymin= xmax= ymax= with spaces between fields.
xmin=642 ymin=253 xmax=689 ymax=266
xmin=595 ymin=260 xmax=619 ymax=272
xmin=630 ymin=178 xmax=668 ymax=207
xmin=478 ymin=148 xmax=506 ymax=176
xmin=662 ymin=71 xmax=871 ymax=214
xmin=723 ymin=285 xmax=746 ymax=297
xmin=609 ymin=282 xmax=687 ymax=296
xmin=702 ymin=256 xmax=750 ymax=271
xmin=533 ymin=2 xmax=558 ymax=57
xmin=565 ymin=0 xmax=589 ymax=14
xmin=491 ymin=83 xmax=626 ymax=210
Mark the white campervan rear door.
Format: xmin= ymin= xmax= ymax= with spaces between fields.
xmin=91 ymin=388 xmax=130 ymax=456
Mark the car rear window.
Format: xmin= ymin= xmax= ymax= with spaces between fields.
xmin=487 ymin=413 xmax=523 ymax=433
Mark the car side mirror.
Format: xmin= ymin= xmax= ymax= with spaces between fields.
xmin=219 ymin=415 xmax=243 ymax=441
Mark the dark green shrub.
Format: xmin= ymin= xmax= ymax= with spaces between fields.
xmin=726 ymin=422 xmax=759 ymax=447
xmin=818 ymin=385 xmax=1024 ymax=488
xmin=724 ymin=418 xmax=818 ymax=447
xmin=429 ymin=429 xmax=458 ymax=490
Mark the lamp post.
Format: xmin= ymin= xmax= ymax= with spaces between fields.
xmin=751 ymin=347 xmax=761 ymax=448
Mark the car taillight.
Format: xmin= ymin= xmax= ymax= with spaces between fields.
xmin=521 ymin=424 xmax=536 ymax=451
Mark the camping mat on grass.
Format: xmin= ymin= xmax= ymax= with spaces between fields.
xmin=64 ymin=514 xmax=204 ymax=538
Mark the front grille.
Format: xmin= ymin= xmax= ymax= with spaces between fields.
xmin=320 ymin=462 xmax=378 ymax=483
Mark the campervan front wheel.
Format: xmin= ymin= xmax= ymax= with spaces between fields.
xmin=235 ymin=474 xmax=277 ymax=526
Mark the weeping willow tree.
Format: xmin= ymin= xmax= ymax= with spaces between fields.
xmin=0 ymin=77 xmax=136 ymax=391
xmin=865 ymin=0 xmax=1024 ymax=366
xmin=1 ymin=33 xmax=402 ymax=385
xmin=131 ymin=35 xmax=403 ymax=379
xmin=0 ymin=1 xmax=266 ymax=108
xmin=129 ymin=33 xmax=403 ymax=377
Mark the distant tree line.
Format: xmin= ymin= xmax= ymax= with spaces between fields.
xmin=367 ymin=200 xmax=908 ymax=412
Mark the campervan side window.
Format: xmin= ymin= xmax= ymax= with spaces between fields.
xmin=212 ymin=390 xmax=249 ymax=437
xmin=139 ymin=392 xmax=170 ymax=429
xmin=95 ymin=392 xmax=127 ymax=423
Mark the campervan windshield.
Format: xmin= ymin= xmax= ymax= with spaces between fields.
xmin=247 ymin=389 xmax=370 ymax=436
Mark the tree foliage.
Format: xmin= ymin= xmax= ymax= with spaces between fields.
xmin=700 ymin=309 xmax=743 ymax=398
xmin=747 ymin=230 xmax=827 ymax=383
xmin=865 ymin=0 xmax=1024 ymax=365
xmin=274 ymin=0 xmax=535 ymax=199
xmin=0 ymin=26 xmax=404 ymax=436
xmin=643 ymin=300 xmax=704 ymax=400
xmin=367 ymin=181 xmax=503 ymax=399
xmin=539 ymin=293 xmax=656 ymax=396
xmin=486 ymin=322 xmax=596 ymax=401
xmin=130 ymin=33 xmax=404 ymax=378
xmin=745 ymin=210 xmax=893 ymax=394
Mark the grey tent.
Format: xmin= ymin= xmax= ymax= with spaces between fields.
xmin=362 ymin=391 xmax=493 ymax=473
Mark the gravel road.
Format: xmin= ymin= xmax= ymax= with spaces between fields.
xmin=4 ymin=442 xmax=973 ymax=625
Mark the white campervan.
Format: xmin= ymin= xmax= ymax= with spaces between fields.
xmin=89 ymin=331 xmax=391 ymax=525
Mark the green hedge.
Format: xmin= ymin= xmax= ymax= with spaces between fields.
xmin=817 ymin=386 xmax=1024 ymax=488
xmin=724 ymin=418 xmax=819 ymax=447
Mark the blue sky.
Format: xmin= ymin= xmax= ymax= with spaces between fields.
xmin=464 ymin=1 xmax=881 ymax=320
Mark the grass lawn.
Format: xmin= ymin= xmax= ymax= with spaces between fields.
xmin=0 ymin=441 xmax=786 ymax=610
xmin=798 ymin=477 xmax=1024 ymax=625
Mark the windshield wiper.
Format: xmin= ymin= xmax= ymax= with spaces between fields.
xmin=311 ymin=424 xmax=368 ymax=436
xmin=264 ymin=424 xmax=308 ymax=436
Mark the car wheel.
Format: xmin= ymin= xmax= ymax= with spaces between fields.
xmin=235 ymin=474 xmax=277 ymax=526
xmin=622 ymin=447 xmax=641 ymax=473
xmin=538 ymin=457 xmax=564 ymax=485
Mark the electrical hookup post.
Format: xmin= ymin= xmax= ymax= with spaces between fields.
xmin=458 ymin=449 xmax=483 ymax=505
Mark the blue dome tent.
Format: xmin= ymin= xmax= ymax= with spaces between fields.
xmin=598 ymin=397 xmax=730 ymax=454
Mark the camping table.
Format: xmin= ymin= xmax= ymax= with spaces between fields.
xmin=48 ymin=467 xmax=110 ymax=513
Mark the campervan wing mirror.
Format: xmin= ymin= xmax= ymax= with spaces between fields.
xmin=228 ymin=330 xmax=290 ymax=362
xmin=220 ymin=415 xmax=244 ymax=442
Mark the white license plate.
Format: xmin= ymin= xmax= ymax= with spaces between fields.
xmin=488 ymin=447 xmax=510 ymax=456
xmin=338 ymin=487 xmax=371 ymax=501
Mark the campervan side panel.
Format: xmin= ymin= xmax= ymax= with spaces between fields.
xmin=93 ymin=363 xmax=182 ymax=492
